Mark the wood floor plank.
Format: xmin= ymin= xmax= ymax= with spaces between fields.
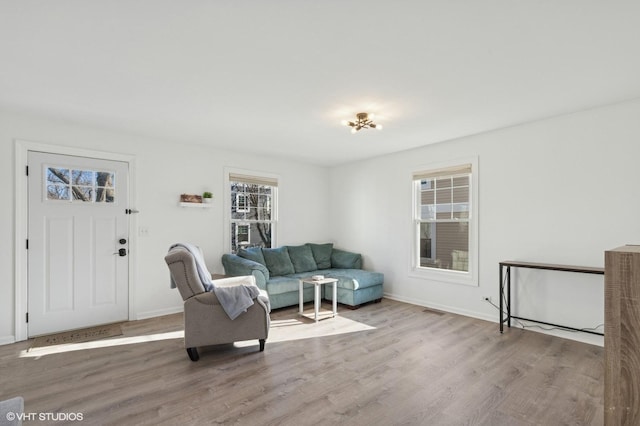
xmin=0 ymin=299 xmax=603 ymax=425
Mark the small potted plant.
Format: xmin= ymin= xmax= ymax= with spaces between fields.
xmin=202 ymin=191 xmax=213 ymax=203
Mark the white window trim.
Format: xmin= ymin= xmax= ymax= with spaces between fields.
xmin=224 ymin=167 xmax=279 ymax=253
xmin=409 ymin=156 xmax=479 ymax=286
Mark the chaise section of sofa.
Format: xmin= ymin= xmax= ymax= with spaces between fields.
xmin=221 ymin=243 xmax=383 ymax=310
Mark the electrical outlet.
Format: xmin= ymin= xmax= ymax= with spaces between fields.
xmin=482 ymin=295 xmax=492 ymax=302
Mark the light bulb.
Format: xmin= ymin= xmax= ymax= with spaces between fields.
xmin=377 ymin=124 xmax=383 ymax=130
xmin=369 ymin=113 xmax=375 ymax=120
xmin=351 ymin=127 xmax=357 ymax=134
xmin=341 ymin=120 xmax=349 ymax=126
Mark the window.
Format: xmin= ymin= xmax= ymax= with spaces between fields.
xmin=228 ymin=172 xmax=277 ymax=253
xmin=412 ymin=161 xmax=477 ymax=284
xmin=46 ymin=166 xmax=115 ymax=203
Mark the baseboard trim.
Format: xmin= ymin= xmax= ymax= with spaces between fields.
xmin=136 ymin=306 xmax=183 ymax=320
xmin=383 ymin=292 xmax=496 ymax=323
xmin=383 ymin=292 xmax=604 ymax=347
xmin=0 ymin=335 xmax=16 ymax=346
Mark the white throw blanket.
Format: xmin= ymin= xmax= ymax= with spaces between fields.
xmin=169 ymin=243 xmax=260 ymax=320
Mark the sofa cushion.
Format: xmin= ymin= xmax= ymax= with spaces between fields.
xmin=266 ymin=275 xmax=310 ymax=295
xmin=325 ymin=269 xmax=384 ymax=290
xmin=308 ymin=243 xmax=333 ymax=269
xmin=331 ymin=248 xmax=362 ymax=269
xmin=237 ymin=247 xmax=266 ymax=266
xmin=286 ymin=244 xmax=318 ymax=273
xmin=262 ymin=246 xmax=295 ymax=276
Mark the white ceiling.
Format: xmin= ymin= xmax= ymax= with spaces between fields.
xmin=1 ymin=1 xmax=639 ymax=166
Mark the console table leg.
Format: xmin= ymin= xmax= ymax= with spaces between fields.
xmin=499 ymin=264 xmax=504 ymax=333
xmin=507 ymin=266 xmax=511 ymax=328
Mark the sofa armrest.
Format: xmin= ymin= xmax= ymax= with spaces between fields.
xmin=331 ymin=248 xmax=362 ymax=269
xmin=221 ymin=254 xmax=269 ymax=289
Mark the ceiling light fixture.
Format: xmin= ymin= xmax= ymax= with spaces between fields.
xmin=341 ymin=112 xmax=383 ymax=134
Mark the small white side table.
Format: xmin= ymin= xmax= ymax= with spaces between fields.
xmin=299 ymin=277 xmax=338 ymax=322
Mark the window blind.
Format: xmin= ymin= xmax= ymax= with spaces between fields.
xmin=412 ymin=164 xmax=472 ymax=181
xmin=229 ymin=173 xmax=278 ymax=187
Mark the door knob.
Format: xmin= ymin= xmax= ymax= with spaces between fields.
xmin=113 ymin=248 xmax=127 ymax=256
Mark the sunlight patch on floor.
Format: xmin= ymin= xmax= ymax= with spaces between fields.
xmin=20 ymin=330 xmax=184 ymax=358
xmin=236 ymin=314 xmax=376 ymax=347
xmin=19 ymin=313 xmax=376 ymax=357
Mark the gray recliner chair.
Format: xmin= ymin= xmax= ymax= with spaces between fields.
xmin=165 ymin=246 xmax=270 ymax=361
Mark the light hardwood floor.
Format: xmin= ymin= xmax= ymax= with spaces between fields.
xmin=0 ymin=299 xmax=603 ymax=425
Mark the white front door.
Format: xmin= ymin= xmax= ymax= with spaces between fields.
xmin=28 ymin=151 xmax=129 ymax=336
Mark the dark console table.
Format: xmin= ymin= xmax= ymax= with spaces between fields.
xmin=499 ymin=260 xmax=604 ymax=335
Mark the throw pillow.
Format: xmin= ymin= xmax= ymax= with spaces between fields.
xmin=286 ymin=244 xmax=318 ymax=273
xmin=237 ymin=247 xmax=266 ymax=266
xmin=262 ymin=247 xmax=295 ymax=276
xmin=331 ymin=248 xmax=362 ymax=269
xmin=308 ymin=243 xmax=333 ymax=269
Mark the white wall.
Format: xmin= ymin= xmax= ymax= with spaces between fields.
xmin=4 ymin=98 xmax=639 ymax=346
xmin=329 ymin=98 xmax=640 ymax=346
xmin=0 ymin=109 xmax=330 ymax=343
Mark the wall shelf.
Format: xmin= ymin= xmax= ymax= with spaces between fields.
xmin=179 ymin=202 xmax=213 ymax=208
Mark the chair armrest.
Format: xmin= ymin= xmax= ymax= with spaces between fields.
xmin=189 ymin=282 xmax=271 ymax=312
xmin=213 ymin=275 xmax=269 ymax=310
xmin=190 ymin=291 xmax=221 ymax=306
xmin=255 ymin=289 xmax=271 ymax=313
xmin=213 ymin=275 xmax=266 ymax=294
xmin=222 ymin=254 xmax=269 ymax=289
xmin=214 ymin=275 xmax=257 ymax=288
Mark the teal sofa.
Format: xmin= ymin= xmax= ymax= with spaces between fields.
xmin=221 ymin=243 xmax=384 ymax=310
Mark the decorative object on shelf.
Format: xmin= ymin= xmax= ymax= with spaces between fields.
xmin=202 ymin=191 xmax=213 ymax=203
xmin=341 ymin=112 xmax=383 ymax=133
xmin=180 ymin=193 xmax=202 ymax=203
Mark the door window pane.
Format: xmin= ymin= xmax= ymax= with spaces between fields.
xmin=47 ymin=168 xmax=69 ymax=184
xmin=72 ymin=170 xmax=94 ymax=186
xmin=47 ymin=185 xmax=69 ymax=200
xmin=72 ymin=186 xmax=93 ymax=201
xmin=45 ymin=166 xmax=115 ymax=203
xmin=95 ymin=172 xmax=115 ymax=202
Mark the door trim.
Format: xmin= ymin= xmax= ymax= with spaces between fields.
xmin=14 ymin=139 xmax=137 ymax=342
